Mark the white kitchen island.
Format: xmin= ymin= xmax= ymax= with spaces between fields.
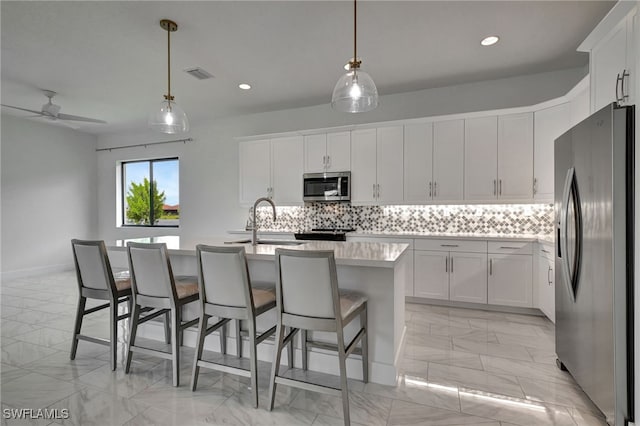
xmin=109 ymin=236 xmax=410 ymax=386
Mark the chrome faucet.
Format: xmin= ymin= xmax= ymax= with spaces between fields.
xmin=251 ymin=197 xmax=277 ymax=246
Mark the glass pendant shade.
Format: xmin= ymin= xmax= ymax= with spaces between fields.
xmin=148 ymin=99 xmax=189 ymax=134
xmin=331 ymin=68 xmax=378 ymax=113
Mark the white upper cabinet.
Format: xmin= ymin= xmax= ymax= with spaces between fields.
xmin=581 ymin=3 xmax=636 ymax=112
xmin=326 ymin=132 xmax=351 ymax=172
xmin=432 ymin=120 xmax=464 ymax=202
xmin=533 ymin=103 xmax=570 ymax=201
xmin=304 ymin=132 xmax=351 ymax=173
xmin=239 ymin=136 xmax=303 ymax=206
xmin=497 ymin=112 xmax=534 ymax=201
xmin=376 ymin=126 xmax=404 ymax=203
xmin=239 ymin=139 xmax=271 ymax=205
xmin=271 ymin=136 xmax=303 ymax=205
xmin=351 ymin=128 xmax=378 ymax=204
xmin=304 ymin=134 xmax=328 ymax=173
xmin=464 ymin=116 xmax=498 ymax=200
xmin=351 ymin=127 xmax=403 ymax=204
xmin=404 ymin=123 xmax=433 ymax=203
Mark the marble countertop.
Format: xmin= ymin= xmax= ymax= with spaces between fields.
xmin=228 ymin=229 xmax=555 ymax=244
xmin=110 ymin=236 xmax=409 ymax=268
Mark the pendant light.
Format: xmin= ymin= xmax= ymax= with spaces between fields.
xmin=331 ymin=0 xmax=378 ymax=113
xmin=148 ymin=19 xmax=189 ymax=134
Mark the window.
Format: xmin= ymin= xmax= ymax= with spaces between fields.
xmin=121 ymin=158 xmax=179 ymax=227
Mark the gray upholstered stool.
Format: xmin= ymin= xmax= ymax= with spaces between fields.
xmin=70 ymin=239 xmax=133 ymax=371
xmin=191 ymin=245 xmax=278 ymax=408
xmin=125 ymin=242 xmax=199 ymax=387
xmin=269 ymin=248 xmax=368 ymax=426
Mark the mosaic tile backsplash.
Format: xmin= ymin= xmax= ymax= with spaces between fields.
xmin=252 ymin=203 xmax=554 ymax=236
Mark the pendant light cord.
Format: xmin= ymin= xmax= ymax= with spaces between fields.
xmin=167 ymin=26 xmax=171 ymax=102
xmin=353 ymin=0 xmax=357 ymax=65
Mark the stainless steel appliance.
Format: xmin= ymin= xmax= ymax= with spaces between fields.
xmin=555 ymin=103 xmax=634 ymax=426
xmin=303 ymin=172 xmax=350 ymax=202
xmin=294 ymin=228 xmax=355 ymax=241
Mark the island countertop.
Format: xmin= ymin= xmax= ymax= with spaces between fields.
xmin=111 ymin=236 xmax=410 ymax=269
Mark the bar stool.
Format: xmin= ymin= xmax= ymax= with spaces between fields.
xmin=70 ymin=239 xmax=132 ymax=371
xmin=269 ymin=248 xmax=368 ymax=426
xmin=191 ymin=245 xmax=278 ymax=408
xmin=125 ymin=242 xmax=199 ymax=387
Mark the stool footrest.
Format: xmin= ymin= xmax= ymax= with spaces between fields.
xmin=76 ymin=335 xmax=110 ymax=346
xmin=274 ymin=376 xmax=342 ymax=397
xmin=130 ymin=345 xmax=172 ymax=360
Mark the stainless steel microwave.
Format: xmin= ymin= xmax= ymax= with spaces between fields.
xmin=303 ymin=172 xmax=351 ymax=202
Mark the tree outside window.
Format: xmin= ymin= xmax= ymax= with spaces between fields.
xmin=122 ymin=158 xmax=179 ymax=226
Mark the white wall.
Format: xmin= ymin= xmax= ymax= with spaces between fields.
xmin=96 ymin=67 xmax=585 ymax=243
xmin=1 ymin=114 xmax=98 ymax=279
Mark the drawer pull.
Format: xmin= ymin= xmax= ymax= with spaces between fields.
xmin=440 ymin=244 xmax=459 ymax=247
xmin=499 ymin=246 xmax=521 ymax=249
xmin=541 ymin=249 xmax=551 ymax=254
xmin=489 ymin=258 xmax=493 ymax=275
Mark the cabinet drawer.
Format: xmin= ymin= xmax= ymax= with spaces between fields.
xmin=488 ymin=241 xmax=533 ymax=255
xmin=414 ymin=239 xmax=487 ymax=253
xmin=537 ymin=242 xmax=555 ymax=260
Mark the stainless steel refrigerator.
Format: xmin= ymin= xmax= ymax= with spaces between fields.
xmin=555 ymin=102 xmax=634 ymax=426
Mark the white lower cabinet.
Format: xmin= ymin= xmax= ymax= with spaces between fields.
xmin=488 ymin=253 xmax=533 ymax=308
xmin=537 ymin=243 xmax=555 ymax=322
xmin=449 ymin=252 xmax=488 ymax=304
xmin=414 ymin=239 xmax=488 ymax=303
xmin=414 ymin=250 xmax=450 ymax=300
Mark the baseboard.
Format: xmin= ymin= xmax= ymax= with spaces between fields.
xmin=1 ymin=263 xmax=73 ymax=282
xmin=406 ymin=296 xmax=544 ymax=316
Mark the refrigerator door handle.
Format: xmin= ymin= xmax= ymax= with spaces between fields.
xmin=559 ymin=167 xmax=583 ymax=302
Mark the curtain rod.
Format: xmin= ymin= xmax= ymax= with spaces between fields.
xmin=96 ymin=137 xmax=194 ymax=152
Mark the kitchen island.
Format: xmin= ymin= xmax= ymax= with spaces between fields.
xmin=108 ymin=236 xmax=410 ymax=386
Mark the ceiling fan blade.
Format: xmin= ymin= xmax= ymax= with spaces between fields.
xmin=0 ymin=104 xmax=45 ymax=116
xmin=56 ymin=113 xmax=107 ymax=124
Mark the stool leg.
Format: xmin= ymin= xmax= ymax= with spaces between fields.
xmin=191 ymin=313 xmax=209 ymax=391
xmin=219 ymin=320 xmax=227 ymax=354
xmin=287 ymin=327 xmax=294 ymax=368
xmin=268 ymin=323 xmax=286 ymax=411
xmin=109 ymin=300 xmax=117 ymax=371
xmin=235 ymin=319 xmax=242 ymax=358
xmin=70 ymin=296 xmax=87 ymax=360
xmin=337 ymin=333 xmax=350 ymax=426
xmin=361 ymin=303 xmax=369 ymax=383
xmin=248 ymin=320 xmax=259 ymax=408
xmin=163 ymin=311 xmax=171 ymax=344
xmin=171 ymin=307 xmax=181 ymax=387
xmin=125 ymin=303 xmax=141 ymax=374
xmin=301 ymin=329 xmax=308 ymax=371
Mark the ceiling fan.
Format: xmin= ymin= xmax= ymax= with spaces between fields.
xmin=1 ymin=90 xmax=107 ymax=124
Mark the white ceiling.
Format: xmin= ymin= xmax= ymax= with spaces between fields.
xmin=1 ymin=1 xmax=614 ymax=135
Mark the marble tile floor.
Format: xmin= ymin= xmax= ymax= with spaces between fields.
xmin=0 ymin=271 xmax=607 ymax=425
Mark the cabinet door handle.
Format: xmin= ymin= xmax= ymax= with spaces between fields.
xmin=541 ymin=249 xmax=550 ymax=254
xmin=533 ymin=178 xmax=537 ymax=195
xmin=440 ymin=244 xmax=459 ymax=247
xmin=493 ymin=179 xmax=497 ymax=196
xmin=499 ymin=246 xmax=520 ymax=249
xmin=621 ymin=69 xmax=630 ymax=102
xmin=489 ymin=258 xmax=493 ymax=275
xmin=499 ymin=180 xmax=503 ymax=196
xmin=616 ymin=72 xmax=622 ymax=102
xmin=450 ymin=257 xmax=454 ymax=273
xmin=433 ymin=182 xmax=437 ymax=197
xmin=547 ymin=265 xmax=553 ymax=285
xmin=429 ymin=182 xmax=432 ymax=198
xmin=445 ymin=256 xmax=448 ymax=273
xmin=373 ymin=183 xmax=376 ymax=199
xmin=323 ymin=155 xmax=326 ymax=166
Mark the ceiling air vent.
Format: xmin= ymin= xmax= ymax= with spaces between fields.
xmin=184 ymin=67 xmax=214 ymax=80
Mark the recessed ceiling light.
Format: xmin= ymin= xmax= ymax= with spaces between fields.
xmin=481 ymin=35 xmax=500 ymax=46
xmin=239 ymin=83 xmax=251 ymax=90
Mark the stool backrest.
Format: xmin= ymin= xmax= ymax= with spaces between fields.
xmin=196 ymin=245 xmax=252 ymax=308
xmin=127 ymin=242 xmax=174 ymax=299
xmin=71 ymin=239 xmax=114 ymax=292
xmin=275 ymin=249 xmax=338 ymax=319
